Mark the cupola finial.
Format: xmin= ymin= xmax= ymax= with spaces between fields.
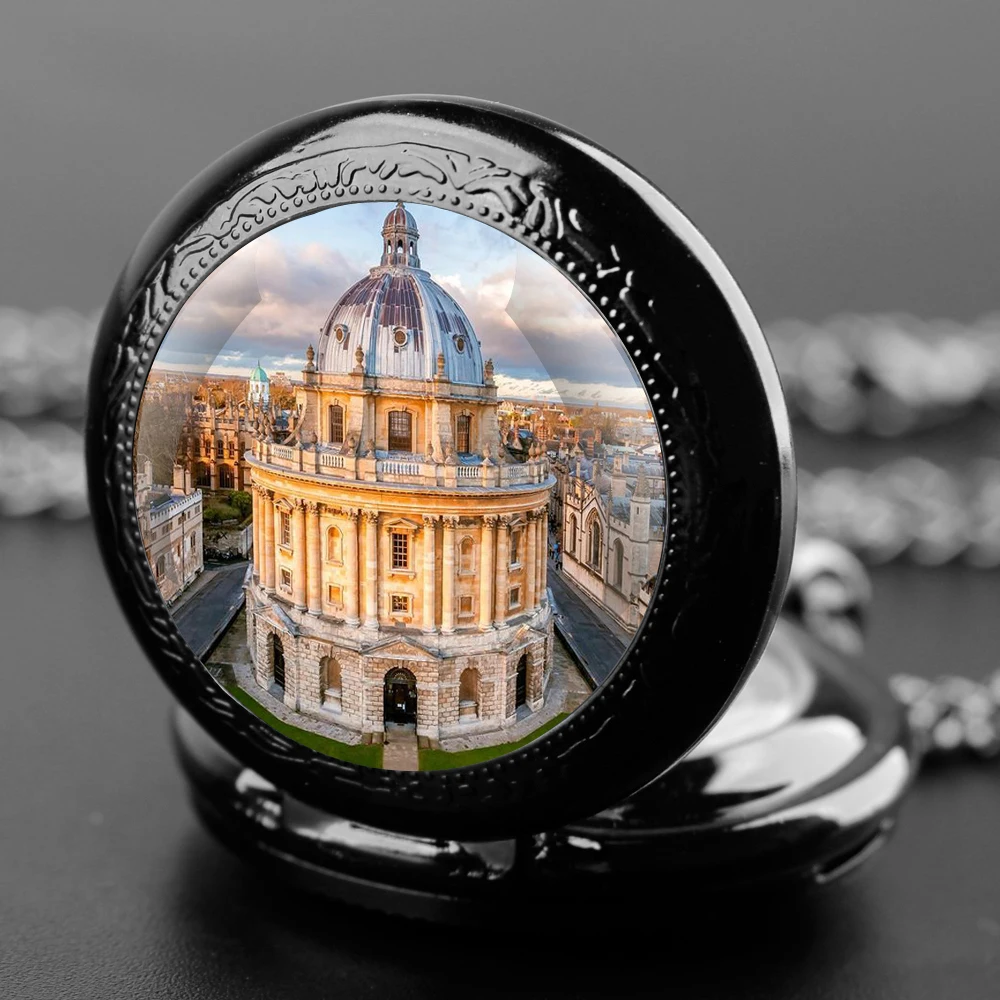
xmin=380 ymin=201 xmax=420 ymax=268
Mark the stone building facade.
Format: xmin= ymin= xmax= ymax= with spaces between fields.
xmin=559 ymin=451 xmax=666 ymax=630
xmin=243 ymin=204 xmax=556 ymax=741
xmin=136 ymin=458 xmax=204 ymax=604
xmin=175 ymin=392 xmax=256 ymax=493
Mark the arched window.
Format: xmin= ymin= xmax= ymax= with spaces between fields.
xmin=567 ymin=515 xmax=577 ymax=555
xmin=388 ymin=410 xmax=413 ymax=452
xmin=587 ymin=516 xmax=602 ymax=571
xmin=516 ymin=654 xmax=528 ymax=708
xmin=326 ymin=526 xmax=342 ymax=563
xmin=154 ymin=555 xmax=166 ymax=580
xmin=270 ymin=633 xmax=285 ymax=690
xmin=321 ymin=656 xmax=342 ymax=711
xmin=459 ymin=668 xmax=480 ymax=721
xmin=321 ymin=656 xmax=342 ymax=692
xmin=612 ymin=539 xmax=624 ymax=588
xmin=328 ymin=404 xmax=344 ymax=444
xmin=456 ymin=413 xmax=471 ymax=454
xmin=459 ymin=536 xmax=475 ymax=574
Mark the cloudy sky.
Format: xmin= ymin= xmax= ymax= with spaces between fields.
xmin=152 ymin=202 xmax=647 ymax=407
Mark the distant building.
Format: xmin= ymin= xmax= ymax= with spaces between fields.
xmin=176 ymin=392 xmax=255 ymax=492
xmin=559 ymin=451 xmax=666 ymax=630
xmin=136 ymin=458 xmax=204 ymax=603
xmin=248 ymin=362 xmax=271 ymax=407
xmin=174 ymin=366 xmax=291 ymax=494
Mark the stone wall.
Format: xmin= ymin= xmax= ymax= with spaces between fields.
xmin=204 ymin=522 xmax=252 ymax=560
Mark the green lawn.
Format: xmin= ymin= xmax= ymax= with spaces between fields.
xmin=222 ymin=682 xmax=384 ymax=768
xmin=418 ymin=713 xmax=569 ymax=771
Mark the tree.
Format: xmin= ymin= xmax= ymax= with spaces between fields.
xmin=229 ymin=490 xmax=252 ymax=520
xmin=135 ymin=390 xmax=191 ymax=485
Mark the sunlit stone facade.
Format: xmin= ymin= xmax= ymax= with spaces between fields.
xmin=244 ymin=205 xmax=556 ymax=740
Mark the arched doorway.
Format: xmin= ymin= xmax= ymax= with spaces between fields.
xmin=516 ymin=653 xmax=528 ymax=708
xmin=271 ymin=633 xmax=285 ymax=691
xmin=384 ymin=667 xmax=417 ymax=727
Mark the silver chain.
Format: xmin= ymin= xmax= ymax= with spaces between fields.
xmin=891 ymin=671 xmax=1000 ymax=761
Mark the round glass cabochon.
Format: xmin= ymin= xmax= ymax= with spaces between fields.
xmin=134 ymin=201 xmax=666 ymax=772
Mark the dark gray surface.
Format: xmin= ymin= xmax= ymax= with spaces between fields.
xmin=3 ymin=2 xmax=1000 ymax=995
xmin=3 ymin=0 xmax=1000 ymax=323
xmin=3 ymin=519 xmax=1000 ymax=998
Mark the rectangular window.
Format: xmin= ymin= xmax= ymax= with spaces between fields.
xmin=175 ymin=543 xmax=181 ymax=559
xmin=509 ymin=586 xmax=521 ymax=610
xmin=228 ymin=441 xmax=235 ymax=458
xmin=280 ymin=568 xmax=292 ymax=593
xmin=280 ymin=512 xmax=292 ymax=548
xmin=329 ymin=404 xmax=344 ymax=445
xmin=189 ymin=533 xmax=197 ymax=552
xmin=510 ymin=530 xmax=521 ymax=566
xmin=216 ymin=440 xmax=224 ymax=459
xmin=327 ymin=584 xmax=343 ymax=606
xmin=388 ymin=410 xmax=413 ymax=452
xmin=458 ymin=595 xmax=474 ymax=618
xmin=456 ymin=413 xmax=471 ymax=454
xmin=391 ymin=532 xmax=409 ymax=570
xmin=390 ymin=593 xmax=411 ymax=615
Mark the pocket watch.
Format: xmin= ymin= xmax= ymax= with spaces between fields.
xmin=87 ymin=95 xmax=911 ymax=882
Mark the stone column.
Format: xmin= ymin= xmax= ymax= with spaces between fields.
xmin=421 ymin=515 xmax=438 ymax=633
xmin=344 ymin=510 xmax=361 ymax=626
xmin=306 ymin=501 xmax=322 ymax=616
xmin=525 ymin=510 xmax=538 ymax=611
xmin=362 ymin=509 xmax=379 ymax=629
xmin=478 ymin=515 xmax=497 ymax=631
xmin=262 ymin=490 xmax=276 ymax=592
xmin=251 ymin=486 xmax=260 ymax=580
xmin=538 ymin=505 xmax=548 ymax=598
xmin=292 ymin=500 xmax=307 ymax=610
xmin=494 ymin=515 xmax=510 ymax=627
xmin=210 ymin=461 xmax=218 ymax=490
xmin=441 ymin=515 xmax=458 ymax=634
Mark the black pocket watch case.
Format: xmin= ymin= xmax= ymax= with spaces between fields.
xmin=86 ymin=96 xmax=910 ymax=905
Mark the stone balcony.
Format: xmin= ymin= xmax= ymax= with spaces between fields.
xmin=249 ymin=439 xmax=552 ymax=491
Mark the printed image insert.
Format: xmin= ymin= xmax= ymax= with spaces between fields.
xmin=135 ymin=201 xmax=666 ymax=771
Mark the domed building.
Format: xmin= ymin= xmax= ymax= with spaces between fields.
xmin=244 ymin=204 xmax=555 ymax=742
xmin=248 ymin=362 xmax=270 ymax=407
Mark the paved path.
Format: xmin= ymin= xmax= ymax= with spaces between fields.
xmin=172 ymin=560 xmax=249 ymax=659
xmin=547 ymin=564 xmax=629 ymax=687
xmin=382 ymin=724 xmax=419 ymax=771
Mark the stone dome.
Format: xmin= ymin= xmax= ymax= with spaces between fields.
xmin=316 ymin=203 xmax=485 ymax=386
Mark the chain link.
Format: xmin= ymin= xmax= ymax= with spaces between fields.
xmin=891 ymin=671 xmax=1000 ymax=761
xmin=769 ymin=312 xmax=1000 ymax=436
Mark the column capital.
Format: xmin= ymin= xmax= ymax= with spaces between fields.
xmin=361 ymin=508 xmax=379 ymax=524
xmin=497 ymin=513 xmax=513 ymax=528
xmin=482 ymin=514 xmax=499 ymax=529
xmin=306 ymin=500 xmax=321 ymax=516
xmin=343 ymin=507 xmax=360 ymax=523
xmin=441 ymin=514 xmax=460 ymax=529
xmin=422 ymin=514 xmax=439 ymax=528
